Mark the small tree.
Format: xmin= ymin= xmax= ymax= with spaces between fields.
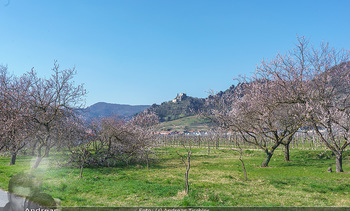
xmin=129 ymin=110 xmax=159 ymax=169
xmin=176 ymin=137 xmax=192 ymax=195
xmin=58 ymin=116 xmax=89 ymax=177
xmin=234 ymin=139 xmax=247 ymax=181
xmin=69 ymin=110 xmax=159 ymax=169
xmin=69 ymin=139 xmax=93 ymax=179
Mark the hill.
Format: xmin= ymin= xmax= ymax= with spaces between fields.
xmin=157 ymin=115 xmax=214 ymax=132
xmin=81 ymin=83 xmax=248 ymax=125
xmin=148 ymin=93 xmax=205 ymax=122
xmin=148 ymin=84 xmax=245 ymax=123
xmin=84 ymin=102 xmax=150 ymax=120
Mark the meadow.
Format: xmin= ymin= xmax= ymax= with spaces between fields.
xmin=1 ymin=146 xmax=350 ymax=207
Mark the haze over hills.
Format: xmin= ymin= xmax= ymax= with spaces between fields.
xmin=81 ymin=62 xmax=350 ymax=132
xmin=83 ymin=83 xmax=246 ymax=122
xmin=147 ymin=84 xmax=245 ymax=122
xmin=84 ymin=102 xmax=151 ymax=120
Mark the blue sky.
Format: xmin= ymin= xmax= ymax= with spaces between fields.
xmin=1 ymin=0 xmax=350 ymax=106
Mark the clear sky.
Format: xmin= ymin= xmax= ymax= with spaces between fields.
xmin=1 ymin=0 xmax=350 ymax=106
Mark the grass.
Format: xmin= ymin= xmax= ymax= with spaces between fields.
xmin=157 ymin=115 xmax=214 ymax=131
xmin=1 ymin=148 xmax=350 ymax=207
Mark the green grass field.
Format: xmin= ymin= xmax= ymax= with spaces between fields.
xmin=157 ymin=115 xmax=213 ymax=131
xmin=1 ymin=148 xmax=350 ymax=207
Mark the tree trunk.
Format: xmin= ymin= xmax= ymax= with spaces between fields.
xmin=80 ymin=160 xmax=84 ymax=178
xmin=146 ymin=152 xmax=149 ymax=170
xmin=107 ymin=138 xmax=112 ymax=154
xmin=284 ymin=144 xmax=290 ymax=161
xmin=207 ymin=138 xmax=210 ymax=155
xmin=32 ymin=156 xmax=43 ymax=169
xmin=31 ymin=141 xmax=37 ymax=156
xmin=335 ymin=153 xmax=343 ymax=173
xmin=32 ymin=145 xmax=48 ymax=169
xmin=185 ymin=170 xmax=189 ymax=195
xmin=261 ymin=152 xmax=273 ymax=167
xmin=239 ymin=157 xmax=248 ymax=181
xmin=9 ymin=152 xmax=17 ymax=165
xmin=177 ymin=145 xmax=191 ymax=195
xmin=45 ymin=148 xmax=50 ymax=157
xmin=164 ymin=140 xmax=167 ymax=155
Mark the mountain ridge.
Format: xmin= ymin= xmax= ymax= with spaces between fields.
xmin=83 ymin=84 xmax=244 ymax=122
xmin=84 ymin=102 xmax=151 ymax=120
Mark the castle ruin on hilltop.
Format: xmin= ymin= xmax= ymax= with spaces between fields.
xmin=172 ymin=93 xmax=187 ymax=103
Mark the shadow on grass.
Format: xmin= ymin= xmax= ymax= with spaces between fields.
xmin=276 ymin=159 xmax=333 ymax=168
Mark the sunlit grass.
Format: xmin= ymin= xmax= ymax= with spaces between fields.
xmin=157 ymin=115 xmax=212 ymax=131
xmin=1 ymin=147 xmax=350 ymax=206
